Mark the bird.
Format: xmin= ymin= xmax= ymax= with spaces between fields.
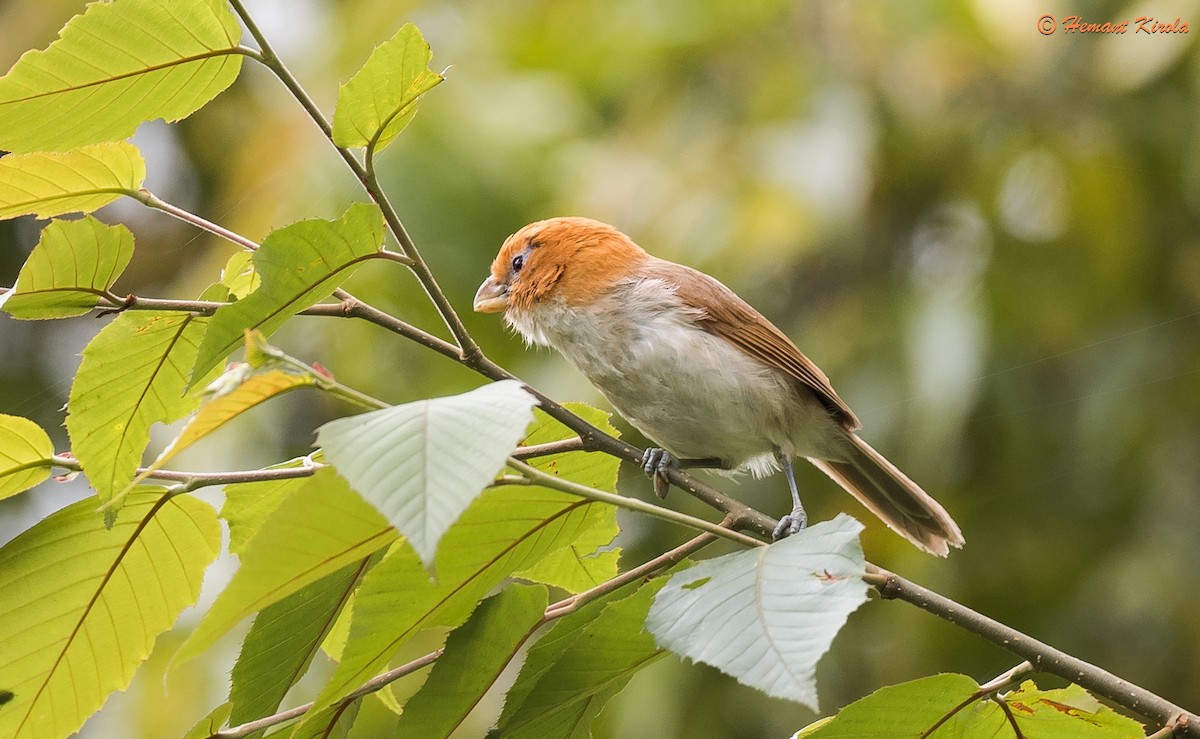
xmin=473 ymin=216 xmax=964 ymax=556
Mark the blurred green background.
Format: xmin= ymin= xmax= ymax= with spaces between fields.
xmin=2 ymin=0 xmax=1199 ymax=736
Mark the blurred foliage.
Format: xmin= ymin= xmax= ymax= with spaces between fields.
xmin=2 ymin=0 xmax=1198 ymax=736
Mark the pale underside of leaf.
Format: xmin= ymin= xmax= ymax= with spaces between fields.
xmin=646 ymin=514 xmax=868 ymax=710
xmin=318 ymin=379 xmax=538 ymax=566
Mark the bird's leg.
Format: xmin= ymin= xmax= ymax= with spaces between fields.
xmin=772 ymin=449 xmax=807 ymax=541
xmin=640 ymin=449 xmax=726 ymax=499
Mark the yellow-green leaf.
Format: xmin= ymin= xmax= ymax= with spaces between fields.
xmin=190 ymin=202 xmax=386 ymax=383
xmin=0 ymin=0 xmax=242 ymax=153
xmin=0 ymin=217 xmax=134 ymax=319
xmin=0 ymin=490 xmax=219 ymax=739
xmin=0 ymin=414 xmax=54 ymax=500
xmin=67 ymin=310 xmax=210 ymax=504
xmin=220 ymin=250 xmax=259 ymax=299
xmin=0 ymin=142 xmax=145 ymax=220
xmin=113 ymin=365 xmax=316 ymax=506
xmin=332 ymin=23 xmax=444 ymax=152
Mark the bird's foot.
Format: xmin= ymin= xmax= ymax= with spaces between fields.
xmin=641 ymin=448 xmax=674 ymax=499
xmin=772 ymin=505 xmax=808 ymax=541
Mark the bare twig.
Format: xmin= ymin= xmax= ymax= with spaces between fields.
xmin=978 ymin=661 xmax=1035 ymax=694
xmin=511 ymin=437 xmax=586 ymax=459
xmin=49 ymin=455 xmax=322 ymax=489
xmin=136 ymin=189 xmax=261 ymax=251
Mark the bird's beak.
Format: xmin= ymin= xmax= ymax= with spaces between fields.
xmin=473 ymin=276 xmax=509 ymax=313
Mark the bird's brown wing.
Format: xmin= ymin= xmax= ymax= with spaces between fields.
xmin=645 ymin=258 xmax=862 ymax=431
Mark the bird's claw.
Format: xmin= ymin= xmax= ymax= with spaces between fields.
xmin=772 ymin=507 xmax=807 ymax=541
xmin=641 ymin=448 xmax=674 ymax=499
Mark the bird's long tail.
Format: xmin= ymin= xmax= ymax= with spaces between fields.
xmin=808 ymin=434 xmax=964 ymax=556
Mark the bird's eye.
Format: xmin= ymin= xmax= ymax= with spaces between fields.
xmin=511 ymin=253 xmax=525 ymax=273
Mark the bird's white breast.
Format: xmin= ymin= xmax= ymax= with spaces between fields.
xmin=507 ymin=277 xmax=845 ymax=474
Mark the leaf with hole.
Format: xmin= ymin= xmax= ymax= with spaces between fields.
xmin=646 ymin=514 xmax=868 ymax=710
xmin=793 ymin=675 xmax=1145 ymax=738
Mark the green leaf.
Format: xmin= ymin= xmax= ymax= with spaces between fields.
xmin=0 ymin=490 xmax=219 ymax=739
xmin=221 ymin=457 xmax=316 ymax=555
xmin=66 ymin=310 xmax=210 ymax=503
xmin=793 ymin=675 xmax=1144 ymax=739
xmin=646 ymin=514 xmax=868 ymax=710
xmin=499 ymin=580 xmax=666 ymax=737
xmin=298 ymin=484 xmax=611 ymax=729
xmin=191 ymin=202 xmax=386 ymax=383
xmin=220 ymin=251 xmax=259 ymax=299
xmin=227 ymin=558 xmax=373 ymax=737
xmin=512 ymin=404 xmax=621 ymax=592
xmin=1004 ymin=681 xmax=1145 ymax=739
xmin=0 ymin=414 xmax=54 ymax=500
xmin=332 ymin=23 xmax=444 ymax=152
xmin=0 ymin=142 xmax=145 ymax=220
xmin=175 ymin=468 xmax=395 ymax=665
xmin=318 ymin=380 xmax=538 ymax=567
xmin=394 ymin=584 xmax=548 ymax=738
xmin=181 ymin=703 xmax=232 ymax=739
xmin=0 ymin=217 xmax=134 ymax=319
xmin=0 ymin=0 xmax=242 ymax=153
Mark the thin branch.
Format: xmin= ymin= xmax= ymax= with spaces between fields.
xmin=978 ymin=661 xmax=1035 ymax=694
xmin=136 ymin=189 xmax=261 ymax=251
xmin=213 ymin=530 xmax=717 ymax=738
xmin=212 ymin=649 xmax=444 ymax=738
xmin=228 ymin=0 xmax=479 ymax=359
xmin=511 ymin=437 xmax=586 ymax=459
xmin=865 ymin=565 xmax=1200 ymax=736
xmin=378 ymin=248 xmax=415 ymax=266
xmin=505 ymin=459 xmax=765 ymax=548
xmin=49 ymin=455 xmax=322 ymax=489
xmin=360 ymin=150 xmax=482 ymax=360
